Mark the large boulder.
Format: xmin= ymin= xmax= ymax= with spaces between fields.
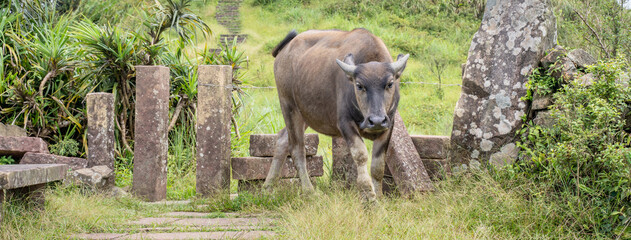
xmin=450 ymin=0 xmax=557 ymax=168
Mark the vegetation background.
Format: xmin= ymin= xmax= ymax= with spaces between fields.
xmin=0 ymin=0 xmax=630 ymax=239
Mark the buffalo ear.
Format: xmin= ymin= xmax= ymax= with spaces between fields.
xmin=336 ymin=53 xmax=357 ymax=80
xmin=391 ymin=54 xmax=409 ymax=78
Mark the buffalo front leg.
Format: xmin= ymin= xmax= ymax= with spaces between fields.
xmin=344 ymin=135 xmax=376 ymax=203
xmin=370 ymin=131 xmax=390 ymax=198
xmin=263 ymin=128 xmax=290 ymax=190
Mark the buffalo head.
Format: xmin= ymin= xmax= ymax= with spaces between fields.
xmin=336 ymin=53 xmax=409 ymax=133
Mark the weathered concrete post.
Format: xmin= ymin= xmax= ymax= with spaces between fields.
xmin=132 ymin=66 xmax=170 ymax=202
xmin=196 ymin=65 xmax=232 ymax=196
xmin=86 ymin=93 xmax=115 ymax=171
xmin=331 ymin=137 xmax=357 ymax=188
xmin=450 ymin=0 xmax=557 ymax=169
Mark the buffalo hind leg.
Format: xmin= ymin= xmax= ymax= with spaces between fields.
xmin=263 ymin=128 xmax=290 ymax=190
xmin=266 ymin=102 xmax=314 ymax=193
xmin=287 ymin=120 xmax=314 ymax=193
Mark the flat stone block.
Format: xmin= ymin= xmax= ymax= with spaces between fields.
xmin=0 ymin=164 xmax=68 ymax=190
xmin=71 ymin=233 xmax=128 ymax=240
xmin=0 ymin=136 xmax=49 ymax=159
xmin=123 ymin=231 xmax=275 ymax=240
xmin=331 ymin=137 xmax=357 ymax=188
xmin=238 ymin=179 xmax=263 ymax=192
xmin=0 ymin=123 xmax=26 ymax=137
xmin=132 ymin=65 xmax=170 ymax=202
xmin=422 ymin=158 xmax=450 ymax=180
xmin=128 ymin=217 xmax=180 ymax=226
xmin=142 ymin=200 xmax=191 ymax=206
xmin=161 ymin=212 xmax=260 ymax=218
xmin=249 ymin=134 xmax=319 ymax=157
xmin=410 ymin=135 xmax=450 ymax=159
xmin=231 ymin=156 xmax=324 ymax=180
xmin=385 ymin=113 xmax=434 ymax=194
xmin=87 ymin=92 xmax=115 ymax=170
xmin=20 ymin=153 xmax=87 ymax=171
xmin=161 ymin=212 xmax=212 ymax=218
xmin=196 ymin=65 xmax=232 ymax=196
xmin=172 ymin=217 xmax=272 ymax=227
xmin=238 ymin=178 xmax=314 ymax=192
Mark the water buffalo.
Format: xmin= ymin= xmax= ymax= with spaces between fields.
xmin=263 ymin=28 xmax=409 ymax=202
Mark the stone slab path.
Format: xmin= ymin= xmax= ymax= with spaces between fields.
xmin=72 ymin=212 xmax=277 ymax=240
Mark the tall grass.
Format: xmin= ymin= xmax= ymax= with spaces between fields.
xmin=0 ymin=186 xmax=143 ymax=239
xmin=278 ymin=171 xmax=582 ymax=239
xmin=0 ymin=170 xmax=585 ymax=239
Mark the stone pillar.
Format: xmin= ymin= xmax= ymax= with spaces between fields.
xmin=132 ymin=66 xmax=169 ymax=202
xmin=196 ymin=65 xmax=232 ymax=196
xmin=87 ymin=93 xmax=115 ymax=170
xmin=450 ymin=0 xmax=556 ymax=169
xmin=331 ymin=137 xmax=357 ymax=188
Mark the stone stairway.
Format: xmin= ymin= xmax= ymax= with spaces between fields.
xmin=72 ymin=211 xmax=277 ymax=240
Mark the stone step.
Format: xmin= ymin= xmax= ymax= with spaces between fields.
xmin=410 ymin=135 xmax=450 ymax=159
xmin=72 ymin=231 xmax=275 ymax=240
xmin=124 ymin=231 xmax=275 ymax=240
xmin=161 ymin=212 xmax=260 ymax=218
xmin=71 ymin=233 xmax=126 ymax=240
xmin=129 ymin=217 xmax=274 ymax=228
xmin=421 ymin=158 xmax=450 ymax=180
xmin=231 ymin=156 xmax=323 ymax=180
xmin=249 ymin=133 xmax=319 ymax=157
xmin=0 ymin=136 xmax=49 ymax=159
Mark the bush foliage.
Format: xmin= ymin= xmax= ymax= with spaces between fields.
xmin=517 ymin=57 xmax=631 ymax=237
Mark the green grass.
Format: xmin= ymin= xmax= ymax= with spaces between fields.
xmin=278 ymin=171 xmax=580 ymax=239
xmin=0 ymin=170 xmax=581 ymax=239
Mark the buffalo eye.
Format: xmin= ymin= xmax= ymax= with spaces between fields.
xmin=356 ymin=83 xmax=365 ymax=92
xmin=387 ymin=81 xmax=394 ymax=89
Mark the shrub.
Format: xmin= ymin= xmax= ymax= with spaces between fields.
xmin=0 ymin=156 xmax=15 ymax=165
xmin=516 ymin=57 xmax=631 ymax=237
